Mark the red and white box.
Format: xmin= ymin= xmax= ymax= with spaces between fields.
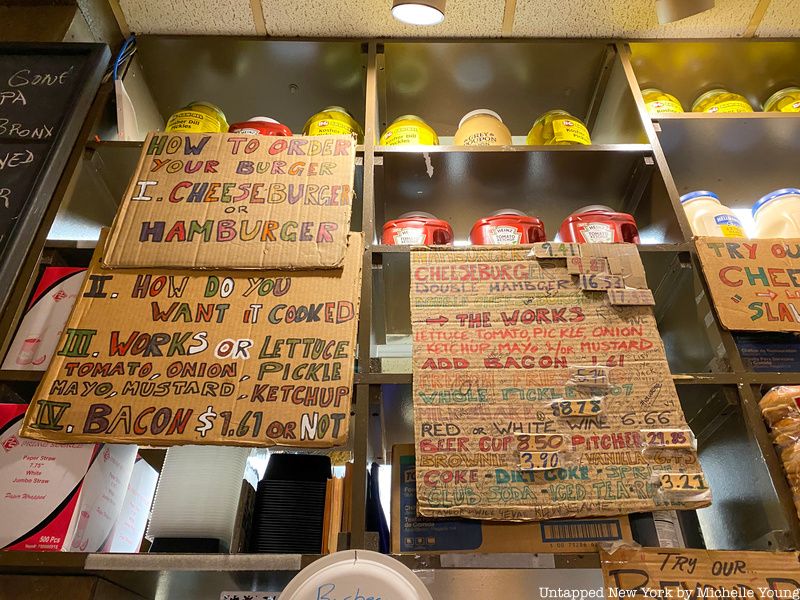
xmin=0 ymin=403 xmax=137 ymax=551
xmin=2 ymin=267 xmax=86 ymax=371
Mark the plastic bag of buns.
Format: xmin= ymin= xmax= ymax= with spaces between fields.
xmin=759 ymin=386 xmax=800 ymax=519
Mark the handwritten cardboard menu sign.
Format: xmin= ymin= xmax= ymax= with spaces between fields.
xmin=102 ymin=132 xmax=357 ymax=270
xmin=696 ymin=237 xmax=800 ymax=332
xmin=19 ymin=231 xmax=362 ymax=447
xmin=411 ymin=243 xmax=709 ymax=520
xmin=602 ymin=547 xmax=800 ymax=600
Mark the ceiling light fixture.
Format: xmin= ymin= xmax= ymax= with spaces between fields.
xmin=391 ymin=0 xmax=446 ymax=26
xmin=655 ymin=0 xmax=714 ymax=23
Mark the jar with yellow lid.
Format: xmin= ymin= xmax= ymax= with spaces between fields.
xmin=165 ymin=101 xmax=228 ymax=133
xmin=691 ymin=89 xmax=753 ymax=113
xmin=763 ymin=87 xmax=800 ymax=113
xmin=454 ymin=109 xmax=512 ymax=146
xmin=303 ymin=106 xmax=364 ymax=143
xmin=641 ymin=88 xmax=684 ymax=114
xmin=526 ymin=110 xmax=591 ymax=146
xmin=379 ymin=115 xmax=439 ymax=146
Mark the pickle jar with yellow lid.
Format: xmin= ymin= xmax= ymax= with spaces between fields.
xmin=641 ymin=88 xmax=684 ymax=114
xmin=763 ymin=87 xmax=800 ymax=113
xmin=691 ymin=88 xmax=753 ymax=113
xmin=380 ymin=115 xmax=439 ymax=146
xmin=454 ymin=109 xmax=512 ymax=146
xmin=303 ymin=106 xmax=364 ymax=143
xmin=165 ymin=101 xmax=229 ymax=133
xmin=526 ymin=110 xmax=591 ymax=146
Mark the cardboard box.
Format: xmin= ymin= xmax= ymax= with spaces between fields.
xmin=602 ymin=547 xmax=800 ymax=595
xmin=392 ymin=445 xmax=633 ymax=554
xmin=100 ymin=455 xmax=158 ymax=552
xmin=410 ymin=244 xmax=709 ymax=520
xmin=696 ymin=237 xmax=800 ymax=331
xmin=2 ymin=267 xmax=86 ymax=371
xmin=0 ymin=403 xmax=137 ymax=552
xmin=103 ymin=132 xmax=357 ymax=270
xmin=20 ymin=231 xmax=362 ymax=447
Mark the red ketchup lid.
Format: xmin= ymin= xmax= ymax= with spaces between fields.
xmin=229 ymin=116 xmax=293 ymax=136
xmin=470 ymin=209 xmax=546 ymax=245
xmin=559 ymin=205 xmax=639 ymax=244
xmin=382 ymin=212 xmax=453 ymax=245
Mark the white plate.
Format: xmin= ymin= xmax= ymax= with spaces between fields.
xmin=280 ymin=550 xmax=432 ymax=600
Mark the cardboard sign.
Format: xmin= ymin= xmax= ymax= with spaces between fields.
xmin=19 ymin=231 xmax=362 ymax=447
xmin=602 ymin=547 xmax=800 ymax=599
xmin=696 ymin=238 xmax=800 ymax=332
xmin=410 ymin=245 xmax=708 ymax=520
xmin=391 ymin=444 xmax=634 ymax=554
xmin=103 ymin=133 xmax=357 ymax=270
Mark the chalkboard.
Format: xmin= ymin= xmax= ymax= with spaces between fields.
xmin=0 ymin=43 xmax=108 ymax=312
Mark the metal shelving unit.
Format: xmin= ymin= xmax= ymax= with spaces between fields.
xmin=2 ymin=36 xmax=800 ymax=599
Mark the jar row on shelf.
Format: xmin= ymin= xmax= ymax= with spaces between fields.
xmin=382 ymin=206 xmax=640 ymax=246
xmin=164 ymin=102 xmax=594 ymax=147
xmin=683 ymin=188 xmax=800 ymax=239
xmin=643 ymin=86 xmax=800 ymax=115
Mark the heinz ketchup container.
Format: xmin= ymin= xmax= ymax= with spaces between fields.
xmin=559 ymin=205 xmax=640 ymax=244
xmin=382 ymin=212 xmax=454 ymax=245
xmin=470 ymin=209 xmax=546 ymax=245
xmin=229 ymin=116 xmax=292 ymax=136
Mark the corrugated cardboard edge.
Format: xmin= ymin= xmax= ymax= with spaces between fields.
xmin=101 ymin=132 xmax=356 ymax=271
xmin=102 ymin=133 xmax=155 ymax=269
xmin=20 ymin=229 xmax=363 ymax=449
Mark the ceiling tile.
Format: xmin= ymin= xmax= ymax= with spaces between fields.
xmin=512 ymin=0 xmax=758 ymax=38
xmin=120 ymin=0 xmax=258 ymax=34
xmin=260 ymin=0 xmax=504 ymax=37
xmin=756 ymin=0 xmax=800 ymax=37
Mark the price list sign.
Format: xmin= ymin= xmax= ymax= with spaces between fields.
xmin=411 ymin=244 xmax=710 ymax=520
xmin=19 ymin=232 xmax=362 ymax=448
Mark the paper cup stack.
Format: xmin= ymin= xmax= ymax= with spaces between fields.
xmin=147 ymin=445 xmax=250 ymax=550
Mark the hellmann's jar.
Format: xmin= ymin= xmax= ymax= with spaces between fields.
xmin=527 ymin=110 xmax=591 ymax=145
xmin=454 ymin=109 xmax=512 ymax=146
xmin=165 ymin=101 xmax=229 ymax=133
xmin=680 ymin=191 xmax=745 ymax=237
xmin=752 ymin=188 xmax=800 ymax=238
xmin=641 ymin=88 xmax=684 ymax=114
xmin=691 ymin=89 xmax=753 ymax=113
